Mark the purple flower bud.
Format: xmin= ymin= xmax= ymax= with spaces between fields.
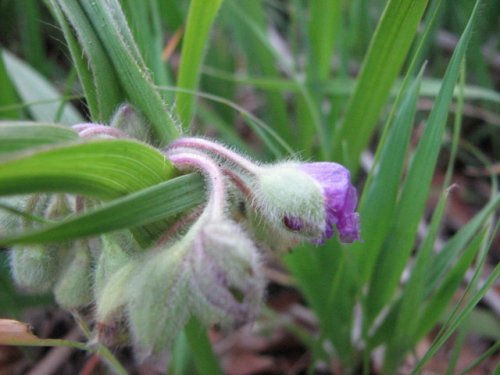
xmin=188 ymin=220 xmax=264 ymax=327
xmin=297 ymin=162 xmax=361 ymax=243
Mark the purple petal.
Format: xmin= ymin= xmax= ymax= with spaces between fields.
xmin=298 ymin=162 xmax=361 ymax=243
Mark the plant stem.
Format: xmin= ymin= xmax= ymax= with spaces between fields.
xmin=184 ymin=317 xmax=223 ymax=375
xmin=94 ymin=344 xmax=129 ymax=375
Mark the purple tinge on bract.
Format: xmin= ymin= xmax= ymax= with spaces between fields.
xmin=298 ymin=162 xmax=361 ymax=243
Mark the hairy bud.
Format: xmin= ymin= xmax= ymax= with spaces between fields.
xmin=10 ymin=245 xmax=60 ymax=292
xmin=250 ymin=162 xmax=361 ymax=247
xmin=54 ymin=241 xmax=93 ymax=309
xmin=189 ymin=220 xmax=264 ymax=327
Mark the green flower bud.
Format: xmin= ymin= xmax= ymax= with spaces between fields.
xmin=189 ymin=220 xmax=264 ymax=328
xmin=93 ymin=233 xmax=132 ymax=301
xmin=125 ymin=243 xmax=191 ymax=354
xmin=9 ymin=194 xmax=77 ymax=292
xmin=54 ymin=241 xmax=93 ymax=309
xmin=249 ymin=163 xmax=326 ymax=249
xmin=94 ymin=232 xmax=144 ymax=346
xmin=95 ymin=259 xmax=137 ymax=347
xmin=0 ymin=196 xmax=28 ymax=233
xmin=96 ymin=260 xmax=137 ymax=324
xmin=10 ymin=245 xmax=60 ymax=292
xmin=110 ymin=103 xmax=152 ymax=143
xmin=245 ymin=208 xmax=300 ymax=253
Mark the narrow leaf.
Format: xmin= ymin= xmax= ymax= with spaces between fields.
xmin=0 ymin=122 xmax=78 ymax=156
xmin=332 ymin=0 xmax=429 ymax=170
xmin=79 ymin=0 xmax=179 ymax=144
xmin=176 ymin=0 xmax=223 ymax=127
xmin=353 ymin=70 xmax=422 ymax=282
xmin=0 ymin=139 xmax=173 ymax=199
xmin=1 ymin=50 xmax=83 ymax=125
xmin=0 ymin=174 xmax=204 ymax=246
xmin=366 ymin=0 xmax=482 ymax=322
xmin=50 ymin=0 xmax=123 ymax=122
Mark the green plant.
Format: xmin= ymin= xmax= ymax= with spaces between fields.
xmin=0 ymin=0 xmax=498 ymax=374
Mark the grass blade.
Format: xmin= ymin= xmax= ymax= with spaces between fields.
xmin=353 ymin=69 xmax=422 ymax=283
xmin=0 ymin=174 xmax=204 ymax=246
xmin=176 ymin=0 xmax=223 ymax=127
xmin=0 ymin=139 xmax=173 ymax=199
xmin=365 ymin=0 xmax=482 ymax=323
xmin=425 ymin=194 xmax=500 ymax=294
xmin=49 ymin=0 xmax=124 ymax=123
xmin=0 ymin=52 xmax=22 ymax=120
xmin=412 ymin=263 xmax=500 ymax=373
xmin=221 ymin=2 xmax=290 ymax=145
xmin=416 ymin=231 xmax=484 ymax=340
xmin=332 ymin=0 xmax=428 ymax=170
xmin=0 ymin=122 xmax=78 ymax=156
xmin=2 ymin=50 xmax=83 ymax=124
xmin=78 ymin=0 xmax=179 ymax=144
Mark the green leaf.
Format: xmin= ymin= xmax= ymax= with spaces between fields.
xmin=382 ymin=60 xmax=466 ymax=372
xmin=222 ymin=2 xmax=291 ymax=146
xmin=78 ymin=0 xmax=179 ymax=144
xmin=368 ymin=195 xmax=499 ymax=349
xmin=176 ymin=0 xmax=223 ymax=127
xmin=0 ymin=139 xmax=173 ymax=199
xmin=307 ymin=0 xmax=341 ymax=81
xmin=49 ymin=0 xmax=123 ymax=123
xmin=331 ymin=0 xmax=429 ymax=170
xmin=0 ymin=173 xmax=204 ymax=246
xmin=382 ymin=188 xmax=451 ymax=373
xmin=416 ymin=231 xmax=484 ymax=340
xmin=365 ymin=0 xmax=482 ymax=323
xmin=184 ymin=318 xmax=223 ymax=375
xmin=203 ymin=69 xmax=500 ymax=106
xmin=413 ymin=263 xmax=500 ymax=374
xmin=0 ymin=122 xmax=78 ymax=156
xmin=121 ymin=0 xmax=173 ymax=90
xmin=352 ymin=69 xmax=422 ymax=283
xmin=1 ymin=50 xmax=83 ymax=125
xmin=426 ymin=194 xmax=500 ymax=295
xmin=0 ymin=52 xmax=22 ymax=119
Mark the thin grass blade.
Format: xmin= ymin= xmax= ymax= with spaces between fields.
xmin=0 ymin=139 xmax=173 ymax=199
xmin=0 ymin=174 xmax=204 ymax=246
xmin=0 ymin=122 xmax=78 ymax=156
xmin=176 ymin=0 xmax=223 ymax=127
xmin=2 ymin=50 xmax=83 ymax=125
xmin=49 ymin=0 xmax=124 ymax=123
xmin=332 ymin=0 xmax=428 ymax=170
xmin=365 ymin=0 xmax=482 ymax=323
xmin=78 ymin=0 xmax=179 ymax=144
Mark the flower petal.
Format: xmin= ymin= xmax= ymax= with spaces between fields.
xmin=299 ymin=162 xmax=361 ymax=243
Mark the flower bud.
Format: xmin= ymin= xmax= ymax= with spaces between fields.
xmin=54 ymin=241 xmax=93 ymax=309
xmin=9 ymin=194 xmax=78 ymax=292
xmin=95 ymin=260 xmax=137 ymax=324
xmin=0 ymin=196 xmax=28 ymax=233
xmin=297 ymin=162 xmax=360 ymax=243
xmin=250 ymin=161 xmax=360 ymax=247
xmin=121 ymin=216 xmax=265 ymax=354
xmin=125 ymin=243 xmax=191 ymax=353
xmin=95 ymin=258 xmax=137 ymax=347
xmin=10 ymin=245 xmax=60 ymax=292
xmin=93 ymin=233 xmax=133 ymax=301
xmin=110 ymin=103 xmax=152 ymax=143
xmin=189 ymin=220 xmax=264 ymax=327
